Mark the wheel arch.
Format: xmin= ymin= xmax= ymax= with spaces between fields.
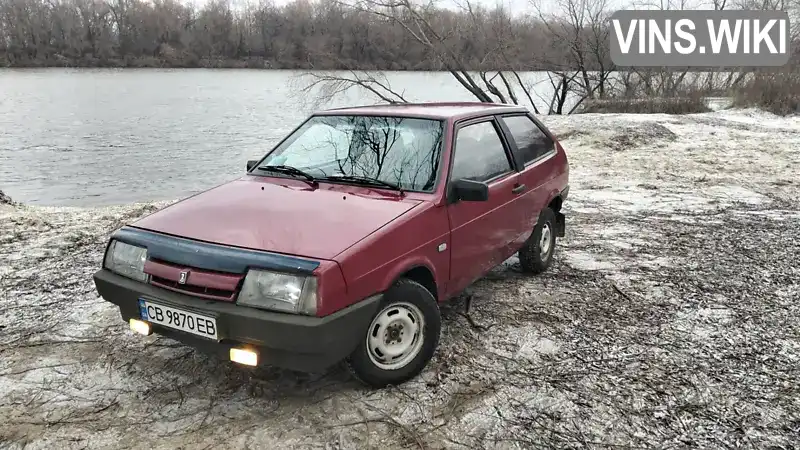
xmin=546 ymin=191 xmax=566 ymax=237
xmin=382 ymin=260 xmax=439 ymax=301
xmin=547 ymin=191 xmax=564 ymax=212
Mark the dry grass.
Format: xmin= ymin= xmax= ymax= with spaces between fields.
xmin=733 ymin=71 xmax=800 ymax=116
xmin=579 ymin=97 xmax=711 ymax=114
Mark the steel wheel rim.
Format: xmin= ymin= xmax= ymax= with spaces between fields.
xmin=366 ymin=302 xmax=425 ymax=370
xmin=540 ymin=223 xmax=552 ymax=259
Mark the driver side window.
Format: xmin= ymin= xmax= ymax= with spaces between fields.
xmin=451 ymin=121 xmax=512 ymax=183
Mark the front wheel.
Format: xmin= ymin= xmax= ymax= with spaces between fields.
xmin=519 ymin=207 xmax=557 ymax=274
xmin=346 ymin=278 xmax=441 ymax=388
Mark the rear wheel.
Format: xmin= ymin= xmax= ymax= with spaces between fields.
xmin=519 ymin=207 xmax=557 ymax=274
xmin=346 ymin=278 xmax=441 ymax=388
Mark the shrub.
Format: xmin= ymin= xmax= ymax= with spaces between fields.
xmin=579 ymin=96 xmax=711 ymax=114
xmin=1 ymin=190 xmax=14 ymax=205
xmin=733 ymin=71 xmax=800 ymax=116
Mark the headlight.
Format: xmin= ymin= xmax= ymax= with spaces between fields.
xmin=238 ymin=270 xmax=317 ymax=315
xmin=104 ymin=240 xmax=148 ymax=282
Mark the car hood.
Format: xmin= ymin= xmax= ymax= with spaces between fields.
xmin=131 ymin=177 xmax=422 ymax=260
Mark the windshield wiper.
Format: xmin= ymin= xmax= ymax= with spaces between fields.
xmin=321 ymin=174 xmax=404 ymax=193
xmin=257 ymin=165 xmax=318 ymax=186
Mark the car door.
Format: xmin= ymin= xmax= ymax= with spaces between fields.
xmin=445 ymin=117 xmax=528 ymax=297
xmin=497 ymin=113 xmax=558 ymax=240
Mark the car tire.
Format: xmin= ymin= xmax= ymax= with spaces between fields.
xmin=519 ymin=207 xmax=557 ymax=274
xmin=346 ymin=278 xmax=441 ymax=388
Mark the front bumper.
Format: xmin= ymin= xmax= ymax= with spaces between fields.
xmin=93 ymin=269 xmax=381 ymax=372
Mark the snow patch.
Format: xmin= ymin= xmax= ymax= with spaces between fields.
xmin=564 ymin=250 xmax=616 ymax=271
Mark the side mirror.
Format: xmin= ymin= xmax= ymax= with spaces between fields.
xmin=451 ymin=179 xmax=489 ymax=202
xmin=246 ymin=160 xmax=258 ymax=171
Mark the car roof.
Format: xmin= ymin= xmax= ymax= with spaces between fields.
xmin=315 ymin=102 xmax=530 ymax=120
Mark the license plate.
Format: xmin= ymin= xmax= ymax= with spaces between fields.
xmin=138 ymin=299 xmax=218 ymax=340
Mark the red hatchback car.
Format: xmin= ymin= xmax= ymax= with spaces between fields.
xmin=93 ymin=102 xmax=569 ymax=387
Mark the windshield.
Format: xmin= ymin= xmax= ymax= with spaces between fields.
xmin=256 ymin=115 xmax=445 ymax=192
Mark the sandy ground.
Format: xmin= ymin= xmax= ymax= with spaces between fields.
xmin=1 ymin=108 xmax=799 ymax=449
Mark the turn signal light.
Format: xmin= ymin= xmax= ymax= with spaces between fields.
xmin=230 ymin=347 xmax=259 ymax=366
xmin=129 ymin=319 xmax=152 ymax=336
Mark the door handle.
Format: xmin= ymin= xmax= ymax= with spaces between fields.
xmin=512 ymin=184 xmax=526 ymax=194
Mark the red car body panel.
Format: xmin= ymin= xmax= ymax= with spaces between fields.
xmin=333 ymin=200 xmax=451 ymax=314
xmin=125 ymin=103 xmax=569 ymax=318
xmin=132 ymin=176 xmax=423 ymax=260
xmin=322 ymin=102 xmax=524 ymax=120
xmin=515 ymin=141 xmax=570 ymax=234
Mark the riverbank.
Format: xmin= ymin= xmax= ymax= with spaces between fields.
xmin=0 ymin=56 xmax=328 ymax=70
xmin=1 ymin=108 xmax=799 ymax=448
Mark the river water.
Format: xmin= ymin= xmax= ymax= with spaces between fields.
xmin=0 ymin=69 xmax=560 ymax=206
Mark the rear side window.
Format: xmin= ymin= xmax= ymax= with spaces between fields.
xmin=501 ymin=115 xmax=554 ymax=165
xmin=451 ymin=121 xmax=512 ymax=182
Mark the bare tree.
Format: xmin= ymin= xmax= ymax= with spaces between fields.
xmin=529 ymin=0 xmax=615 ymax=113
xmin=294 ymin=70 xmax=408 ymax=109
xmin=2 ymin=0 xmax=798 ymax=115
xmin=295 ymin=0 xmax=617 ymax=114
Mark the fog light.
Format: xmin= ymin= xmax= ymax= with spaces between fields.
xmin=230 ymin=347 xmax=258 ymax=366
xmin=129 ymin=319 xmax=152 ymax=336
